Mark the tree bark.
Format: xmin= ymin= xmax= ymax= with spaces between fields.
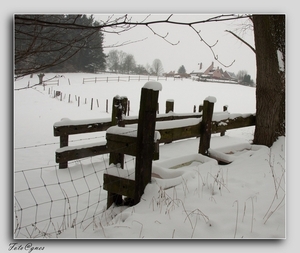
xmin=252 ymin=15 xmax=285 ymax=147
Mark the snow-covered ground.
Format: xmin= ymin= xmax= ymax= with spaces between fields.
xmin=14 ymin=73 xmax=285 ymax=240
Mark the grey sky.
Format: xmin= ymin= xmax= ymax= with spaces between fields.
xmin=96 ymin=14 xmax=256 ymax=78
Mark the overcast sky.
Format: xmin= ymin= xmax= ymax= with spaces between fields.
xmin=96 ymin=14 xmax=256 ymax=78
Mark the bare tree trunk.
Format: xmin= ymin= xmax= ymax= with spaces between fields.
xmin=252 ymin=15 xmax=285 ymax=147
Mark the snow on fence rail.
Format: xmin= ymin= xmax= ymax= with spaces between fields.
xmin=53 ymin=100 xmax=202 ymax=169
xmin=53 ymin=96 xmax=255 ymax=169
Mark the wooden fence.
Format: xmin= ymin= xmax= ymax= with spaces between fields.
xmin=53 ymin=98 xmax=255 ymax=169
xmin=53 ymin=82 xmax=256 ymax=207
xmin=53 ymin=102 xmax=202 ymax=169
xmin=82 ymin=75 xmax=185 ymax=84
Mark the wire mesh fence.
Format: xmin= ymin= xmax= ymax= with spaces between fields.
xmin=14 ymin=152 xmax=136 ymax=238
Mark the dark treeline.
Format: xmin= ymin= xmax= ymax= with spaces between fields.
xmin=15 ymin=14 xmax=106 ymax=76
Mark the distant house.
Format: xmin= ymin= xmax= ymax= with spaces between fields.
xmin=201 ymin=62 xmax=237 ymax=82
xmin=223 ymin=71 xmax=237 ymax=81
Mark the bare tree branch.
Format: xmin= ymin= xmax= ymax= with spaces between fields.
xmin=189 ymin=24 xmax=235 ymax=68
xmin=225 ymin=29 xmax=256 ymax=54
xmin=14 ymin=14 xmax=251 ymax=78
xmin=103 ymin=37 xmax=148 ymax=49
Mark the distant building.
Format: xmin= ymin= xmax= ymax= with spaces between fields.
xmin=198 ymin=62 xmax=238 ymax=82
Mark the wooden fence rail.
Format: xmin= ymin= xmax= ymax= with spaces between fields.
xmin=43 ymin=79 xmax=59 ymax=86
xmin=53 ymin=97 xmax=255 ymax=169
xmin=82 ymin=75 xmax=185 ymax=84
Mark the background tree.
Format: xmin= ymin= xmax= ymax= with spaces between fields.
xmin=123 ymin=54 xmax=136 ymax=74
xmin=135 ymin=64 xmax=149 ymax=75
xmin=14 ymin=14 xmax=106 ymax=76
xmin=106 ymin=49 xmax=120 ymax=72
xmin=145 ymin=63 xmax=152 ymax=75
xmin=152 ymin=59 xmax=164 ymax=76
xmin=242 ymin=74 xmax=254 ymax=86
xmin=236 ymin=70 xmax=254 ymax=86
xmin=117 ymin=51 xmax=127 ymax=74
xmin=236 ymin=70 xmax=248 ymax=83
xmin=178 ymin=65 xmax=186 ymax=75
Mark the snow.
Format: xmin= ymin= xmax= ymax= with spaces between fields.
xmin=104 ymin=165 xmax=135 ymax=180
xmin=205 ymin=96 xmax=217 ymax=103
xmin=107 ymin=126 xmax=138 ymax=137
xmin=14 ymin=73 xmax=285 ymax=241
xmin=143 ymin=80 xmax=163 ymax=91
xmin=56 ymin=141 xmax=107 ymax=153
xmin=54 ymin=117 xmax=111 ymax=127
xmin=107 ymin=126 xmax=161 ymax=141
xmin=123 ymin=118 xmax=201 ymax=131
xmin=277 ymin=49 xmax=285 ymax=72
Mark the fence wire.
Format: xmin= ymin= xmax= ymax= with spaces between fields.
xmin=14 ymin=135 xmax=106 ymax=150
xmin=14 ymin=152 xmax=136 ymax=238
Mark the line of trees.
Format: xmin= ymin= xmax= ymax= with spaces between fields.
xmin=15 ymin=15 xmax=106 ymax=76
xmin=236 ymin=70 xmax=255 ymax=86
xmin=106 ymin=49 xmax=164 ymax=76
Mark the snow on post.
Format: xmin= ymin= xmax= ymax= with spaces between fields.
xmin=204 ymin=96 xmax=217 ymax=103
xmin=277 ymin=50 xmax=284 ymax=72
xmin=143 ymin=81 xmax=162 ymax=91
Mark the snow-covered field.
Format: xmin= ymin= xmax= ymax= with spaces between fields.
xmin=14 ymin=73 xmax=285 ymax=239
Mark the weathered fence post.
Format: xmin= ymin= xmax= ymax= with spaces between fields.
xmin=107 ymin=96 xmax=128 ymax=207
xmin=58 ymin=122 xmax=69 ymax=169
xmin=38 ymin=73 xmax=44 ymax=85
xmin=127 ymin=100 xmax=130 ymax=116
xmin=221 ymin=105 xmax=228 ymax=136
xmin=134 ymin=81 xmax=162 ymax=205
xmin=165 ymin=99 xmax=174 ymax=144
xmin=198 ymin=97 xmax=216 ymax=156
xmin=59 ymin=134 xmax=69 ymax=169
xmin=166 ymin=99 xmax=174 ymax=113
xmin=109 ymin=96 xmax=128 ymax=167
